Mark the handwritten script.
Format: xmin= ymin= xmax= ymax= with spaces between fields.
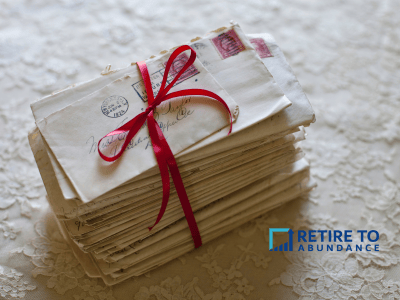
xmin=86 ymin=96 xmax=194 ymax=156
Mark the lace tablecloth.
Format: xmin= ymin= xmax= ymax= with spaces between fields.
xmin=1 ymin=0 xmax=400 ymax=299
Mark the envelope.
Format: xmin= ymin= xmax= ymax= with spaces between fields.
xmin=29 ymin=127 xmax=314 ymax=285
xmin=66 ymin=144 xmax=303 ymax=247
xmin=28 ymin=126 xmax=295 ymax=220
xmin=27 ymin=24 xmax=316 ymax=286
xmin=31 ymin=22 xmax=292 ymax=203
xmin=37 ymin=50 xmax=240 ymax=202
xmin=104 ymin=160 xmax=311 ymax=262
xmin=74 ymin=130 xmax=305 ymax=228
xmin=81 ymin=150 xmax=305 ymax=255
xmin=31 ymin=28 xmax=314 ymax=222
xmin=96 ymin=173 xmax=316 ymax=284
xmin=53 ymin=160 xmax=315 ymax=285
xmin=97 ymin=162 xmax=311 ymax=273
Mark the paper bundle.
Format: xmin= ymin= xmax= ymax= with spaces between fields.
xmin=28 ymin=22 xmax=316 ymax=285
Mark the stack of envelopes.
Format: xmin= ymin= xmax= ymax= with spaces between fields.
xmin=28 ymin=22 xmax=316 ymax=285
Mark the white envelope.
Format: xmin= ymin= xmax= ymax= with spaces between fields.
xmin=29 ymin=126 xmax=314 ymax=284
xmin=32 ymin=22 xmax=292 ymax=203
xmin=38 ymin=51 xmax=239 ymax=202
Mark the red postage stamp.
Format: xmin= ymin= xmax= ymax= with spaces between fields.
xmin=166 ymin=52 xmax=200 ymax=84
xmin=133 ymin=53 xmax=200 ymax=103
xmin=211 ymin=29 xmax=246 ymax=59
xmin=249 ymin=38 xmax=273 ymax=58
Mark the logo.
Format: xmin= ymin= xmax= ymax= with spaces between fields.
xmin=269 ymin=228 xmax=294 ymax=251
xmin=269 ymin=228 xmax=380 ymax=252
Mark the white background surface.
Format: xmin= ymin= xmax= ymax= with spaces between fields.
xmin=1 ymin=0 xmax=400 ymax=299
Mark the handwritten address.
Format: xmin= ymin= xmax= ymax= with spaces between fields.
xmin=86 ymin=97 xmax=194 ymax=156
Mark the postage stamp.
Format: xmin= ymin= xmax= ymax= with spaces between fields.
xmin=249 ymin=38 xmax=273 ymax=58
xmin=101 ymin=95 xmax=129 ymax=118
xmin=132 ymin=53 xmax=200 ymax=103
xmin=211 ymin=29 xmax=246 ymax=59
xmin=165 ymin=52 xmax=200 ymax=85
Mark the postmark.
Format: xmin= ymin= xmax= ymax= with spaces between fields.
xmin=249 ymin=38 xmax=273 ymax=58
xmin=211 ymin=29 xmax=246 ymax=59
xmin=101 ymin=95 xmax=129 ymax=118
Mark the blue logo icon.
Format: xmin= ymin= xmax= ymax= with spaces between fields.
xmin=269 ymin=228 xmax=294 ymax=251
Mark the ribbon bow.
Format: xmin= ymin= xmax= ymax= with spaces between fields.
xmin=98 ymin=45 xmax=233 ymax=248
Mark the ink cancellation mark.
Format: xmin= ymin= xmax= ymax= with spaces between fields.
xmin=101 ymin=95 xmax=129 ymax=118
xmin=211 ymin=29 xmax=246 ymax=59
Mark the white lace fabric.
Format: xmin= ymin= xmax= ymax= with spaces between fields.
xmin=1 ymin=0 xmax=400 ymax=299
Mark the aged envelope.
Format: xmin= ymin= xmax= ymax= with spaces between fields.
xmin=74 ymin=130 xmax=305 ymax=228
xmin=97 ymin=164 xmax=311 ymax=271
xmin=55 ymin=162 xmax=315 ymax=285
xmin=74 ymin=149 xmax=305 ymax=254
xmin=37 ymin=51 xmax=239 ymax=202
xmin=28 ymin=127 xmax=295 ymax=220
xmin=31 ymin=22 xmax=292 ymax=203
xmin=31 ymin=29 xmax=316 ymax=242
xmin=66 ymin=144 xmax=302 ymax=245
xmin=87 ymin=150 xmax=306 ymax=257
xmin=63 ymin=138 xmax=299 ymax=234
xmin=103 ymin=160 xmax=310 ymax=262
xmin=99 ymin=166 xmax=315 ymax=277
xmin=29 ymin=125 xmax=315 ymax=285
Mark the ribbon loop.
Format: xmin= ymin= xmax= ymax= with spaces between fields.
xmin=157 ymin=45 xmax=196 ymax=100
xmin=98 ymin=45 xmax=233 ymax=248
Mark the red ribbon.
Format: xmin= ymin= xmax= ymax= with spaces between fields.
xmin=98 ymin=45 xmax=233 ymax=248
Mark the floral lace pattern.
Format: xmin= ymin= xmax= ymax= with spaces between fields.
xmin=0 ymin=266 xmax=35 ymax=299
xmin=1 ymin=0 xmax=400 ymax=299
xmin=21 ymin=220 xmax=116 ymax=299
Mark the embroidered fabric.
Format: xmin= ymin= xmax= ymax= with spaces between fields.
xmin=1 ymin=0 xmax=399 ymax=299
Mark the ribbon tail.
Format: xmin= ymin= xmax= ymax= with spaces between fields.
xmin=153 ymin=118 xmax=202 ymax=248
xmin=147 ymin=113 xmax=171 ymax=230
xmin=168 ymin=156 xmax=202 ymax=248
